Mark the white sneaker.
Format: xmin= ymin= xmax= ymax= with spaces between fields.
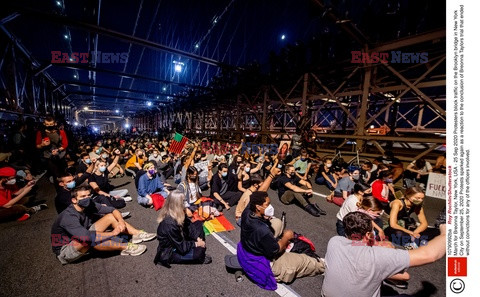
xmin=132 ymin=231 xmax=157 ymax=244
xmin=120 ymin=243 xmax=147 ymax=256
xmin=121 ymin=211 xmax=131 ymax=218
xmin=122 ymin=196 xmax=133 ymax=202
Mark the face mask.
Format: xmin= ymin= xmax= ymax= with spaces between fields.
xmin=138 ymin=154 xmax=143 ymax=158
xmin=153 ymin=153 xmax=158 ymax=157
xmin=66 ymin=181 xmax=76 ymax=189
xmin=85 ymin=159 xmax=91 ymax=164
xmin=77 ymin=197 xmax=92 ymax=208
xmin=221 ymin=172 xmax=228 ymax=178
xmin=411 ymin=198 xmax=423 ymax=206
xmin=326 ymin=164 xmax=332 ymax=168
xmin=96 ymin=149 xmax=101 ymax=154
xmin=148 ymin=169 xmax=156 ymax=175
xmin=102 ymin=154 xmax=108 ymax=159
xmin=352 ymin=174 xmax=360 ymax=180
xmin=245 ymin=167 xmax=250 ymax=173
xmin=44 ymin=124 xmax=56 ymax=130
xmin=385 ymin=178 xmax=393 ymax=183
xmin=5 ymin=179 xmax=16 ymax=185
xmin=277 ymin=164 xmax=282 ymax=169
xmin=99 ymin=166 xmax=106 ymax=173
xmin=300 ymin=158 xmax=306 ymax=161
xmin=264 ymin=204 xmax=274 ymax=217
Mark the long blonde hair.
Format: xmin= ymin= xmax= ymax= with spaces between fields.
xmin=157 ymin=190 xmax=186 ymax=225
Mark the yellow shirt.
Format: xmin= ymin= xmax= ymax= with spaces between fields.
xmin=126 ymin=155 xmax=144 ymax=169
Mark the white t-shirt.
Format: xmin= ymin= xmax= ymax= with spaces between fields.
xmin=188 ymin=182 xmax=198 ymax=204
xmin=336 ymin=194 xmax=360 ymax=221
xmin=409 ymin=160 xmax=432 ymax=173
xmin=322 ymin=236 xmax=410 ymax=297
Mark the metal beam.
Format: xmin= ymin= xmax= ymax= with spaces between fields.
xmin=9 ymin=5 xmax=228 ymax=68
xmin=370 ymin=29 xmax=446 ymax=53
xmin=68 ymin=91 xmax=171 ymax=103
xmin=52 ymin=63 xmax=210 ymax=91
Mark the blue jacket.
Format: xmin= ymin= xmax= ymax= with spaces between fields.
xmin=137 ymin=173 xmax=167 ymax=197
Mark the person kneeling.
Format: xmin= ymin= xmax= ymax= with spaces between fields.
xmin=51 ymin=186 xmax=156 ymax=265
xmin=154 ymin=190 xmax=212 ymax=267
xmin=239 ymin=191 xmax=325 ymax=289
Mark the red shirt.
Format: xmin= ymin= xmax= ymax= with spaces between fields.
xmin=35 ymin=129 xmax=68 ymax=149
xmin=0 ymin=186 xmax=18 ymax=207
xmin=371 ymin=179 xmax=389 ymax=203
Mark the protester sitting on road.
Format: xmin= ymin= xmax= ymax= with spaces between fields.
xmin=322 ymin=211 xmax=446 ymax=297
xmin=237 ymin=160 xmax=262 ymax=193
xmin=125 ymin=148 xmax=146 ymax=176
xmin=210 ymin=163 xmax=242 ymax=211
xmin=336 ymin=183 xmax=369 ymax=236
xmin=331 ymin=166 xmax=361 ymax=206
xmin=276 ymin=164 xmax=326 ymax=217
xmin=371 ymin=170 xmax=395 ymax=210
xmin=137 ymin=162 xmax=170 ymax=207
xmin=239 ymin=191 xmax=325 ymax=286
xmin=154 ymin=190 xmax=211 ymax=267
xmin=384 ymin=186 xmax=440 ymax=248
xmin=51 ymin=186 xmax=156 ymax=265
xmin=0 ymin=167 xmax=47 ymax=222
xmin=88 ymin=149 xmax=132 ymax=203
xmin=315 ymin=158 xmax=337 ymax=190
xmin=404 ymin=158 xmax=432 ymax=188
xmin=288 ymin=149 xmax=311 ymax=182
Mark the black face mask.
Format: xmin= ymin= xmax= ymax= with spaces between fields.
xmin=77 ymin=197 xmax=92 ymax=208
xmin=44 ymin=124 xmax=57 ymax=131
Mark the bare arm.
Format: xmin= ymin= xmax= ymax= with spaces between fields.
xmin=409 ymin=225 xmax=446 ymax=267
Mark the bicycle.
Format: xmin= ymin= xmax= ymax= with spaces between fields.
xmin=322 ymin=149 xmax=370 ymax=169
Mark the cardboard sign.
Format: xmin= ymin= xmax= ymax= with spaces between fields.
xmin=425 ymin=172 xmax=446 ymax=199
xmin=194 ymin=161 xmax=209 ymax=178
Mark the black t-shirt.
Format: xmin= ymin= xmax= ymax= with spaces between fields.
xmin=316 ymin=164 xmax=331 ymax=179
xmin=240 ymin=209 xmax=279 ymax=260
xmin=75 ymin=162 xmax=88 ymax=175
xmin=277 ymin=174 xmax=301 ymax=199
xmin=88 ymin=169 xmax=111 ymax=192
xmin=210 ymin=173 xmax=228 ymax=198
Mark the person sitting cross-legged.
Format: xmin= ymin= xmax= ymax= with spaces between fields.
xmin=51 ymin=186 xmax=156 ymax=265
xmin=137 ymin=162 xmax=170 ymax=207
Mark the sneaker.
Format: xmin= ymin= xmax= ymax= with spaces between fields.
xmin=383 ymin=279 xmax=409 ymax=289
xmin=203 ymin=254 xmax=213 ymax=264
xmin=120 ymin=243 xmax=147 ymax=256
xmin=305 ymin=204 xmax=321 ymax=217
xmin=121 ymin=211 xmax=131 ymax=218
xmin=17 ymin=213 xmax=31 ymax=221
xmin=122 ymin=196 xmax=133 ymax=202
xmin=313 ymin=203 xmax=327 ymax=215
xmin=30 ymin=203 xmax=48 ymax=213
xmin=132 ymin=231 xmax=157 ymax=244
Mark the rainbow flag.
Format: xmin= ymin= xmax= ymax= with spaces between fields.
xmin=203 ymin=215 xmax=235 ymax=235
xmin=169 ymin=132 xmax=188 ymax=154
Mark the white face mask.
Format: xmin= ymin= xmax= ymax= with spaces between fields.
xmin=5 ymin=179 xmax=16 ymax=185
xmin=264 ymin=204 xmax=274 ymax=217
xmin=326 ymin=163 xmax=332 ymax=168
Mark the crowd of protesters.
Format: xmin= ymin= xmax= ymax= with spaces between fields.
xmin=0 ymin=114 xmax=446 ymax=296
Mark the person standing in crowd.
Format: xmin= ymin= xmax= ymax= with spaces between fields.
xmin=276 ymin=164 xmax=326 ymax=216
xmin=51 ymin=186 xmax=156 ymax=265
xmin=35 ymin=116 xmax=68 ymax=180
xmin=154 ymin=190 xmax=211 ymax=267
xmin=137 ymin=162 xmax=170 ymax=207
xmin=322 ymin=211 xmax=446 ymax=297
xmin=384 ymin=186 xmax=440 ymax=248
xmin=0 ymin=167 xmax=47 ymax=222
xmin=315 ymin=158 xmax=337 ymax=190
xmin=239 ymin=191 xmax=325 ymax=286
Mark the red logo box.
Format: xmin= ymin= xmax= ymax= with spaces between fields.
xmin=448 ymin=257 xmax=467 ymax=277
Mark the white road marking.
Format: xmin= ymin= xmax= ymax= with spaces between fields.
xmin=211 ymin=232 xmax=301 ymax=297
